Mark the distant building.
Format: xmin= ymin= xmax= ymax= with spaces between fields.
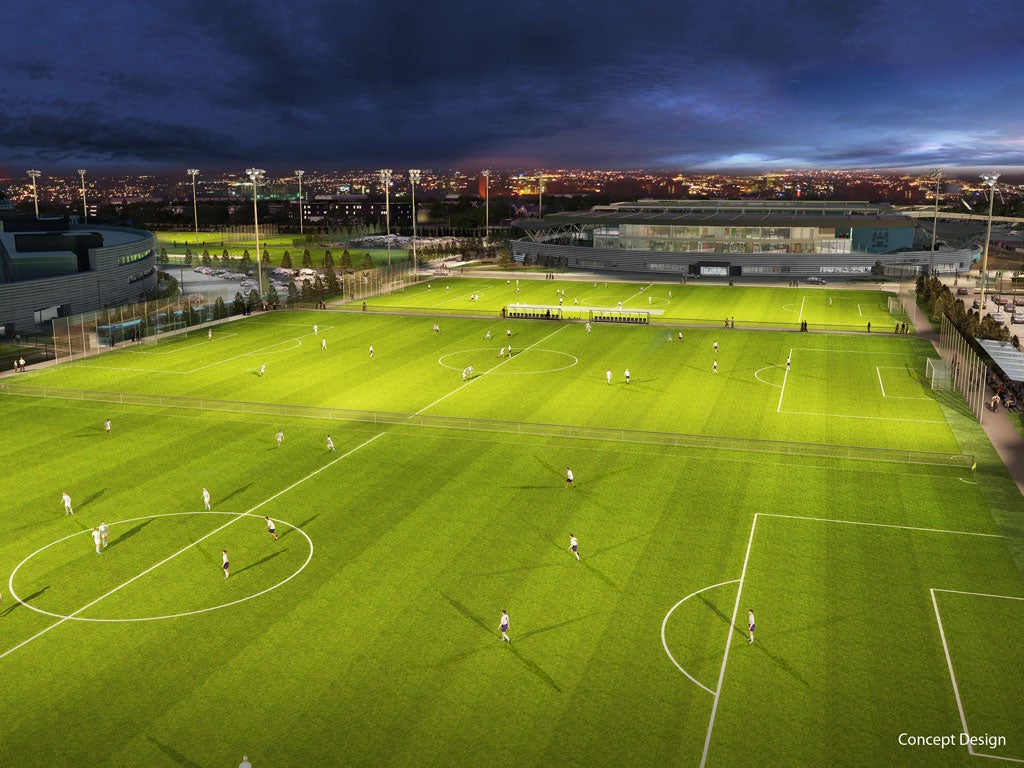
xmin=0 ymin=194 xmax=156 ymax=336
xmin=302 ymin=195 xmax=411 ymax=225
xmin=511 ymin=199 xmax=974 ymax=278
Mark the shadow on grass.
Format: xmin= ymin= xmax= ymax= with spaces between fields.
xmin=78 ymin=488 xmax=106 ymax=510
xmin=218 ymin=483 xmax=252 ymax=506
xmin=579 ymin=559 xmax=620 ymax=590
xmin=518 ymin=613 xmax=592 ymax=641
xmin=147 ymin=736 xmax=206 ymax=768
xmin=234 ymin=549 xmax=286 ymax=577
xmin=507 ymin=645 xmax=562 ymax=693
xmin=442 ymin=592 xmax=491 ymax=635
xmin=107 ymin=518 xmax=156 ymax=550
xmin=750 ymin=642 xmax=812 ymax=689
xmin=281 ymin=513 xmax=320 ymax=538
xmin=2 ymin=585 xmax=49 ymax=616
xmin=698 ymin=593 xmax=736 ymax=632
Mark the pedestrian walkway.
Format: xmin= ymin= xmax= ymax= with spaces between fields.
xmin=908 ymin=297 xmax=1024 ymax=498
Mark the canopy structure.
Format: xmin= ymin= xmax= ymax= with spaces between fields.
xmin=978 ymin=340 xmax=1024 ymax=383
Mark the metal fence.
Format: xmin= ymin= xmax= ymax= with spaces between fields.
xmin=0 ymin=382 xmax=974 ymax=469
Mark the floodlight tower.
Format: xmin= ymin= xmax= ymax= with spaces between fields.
xmin=378 ymin=169 xmax=393 ymax=266
xmin=537 ymin=172 xmax=545 ymax=218
xmin=409 ymin=169 xmax=421 ymax=280
xmin=187 ymin=169 xmax=200 ymax=246
xmin=928 ymin=168 xmax=941 ymax=277
xmin=246 ymin=168 xmax=266 ymax=300
xmin=78 ymin=169 xmax=88 ymax=222
xmin=482 ymin=169 xmax=490 ymax=243
xmin=978 ymin=172 xmax=1000 ymax=313
xmin=294 ymin=170 xmax=305 ymax=235
xmin=27 ymin=170 xmax=41 ymax=217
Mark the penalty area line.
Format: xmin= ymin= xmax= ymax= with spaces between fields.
xmin=0 ymin=431 xmax=385 ymax=663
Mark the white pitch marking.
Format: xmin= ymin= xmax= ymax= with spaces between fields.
xmin=931 ymin=588 xmax=1024 ymax=601
xmin=662 ymin=579 xmax=740 ymax=696
xmin=876 ymin=366 xmax=887 ymax=398
xmin=0 ymin=432 xmax=384 ymax=661
xmin=779 ymin=409 xmax=947 ymax=425
xmin=930 ymin=589 xmax=972 ymax=753
xmin=700 ymin=514 xmax=758 ymax=768
xmin=797 ymin=296 xmax=806 ymax=323
xmin=753 ymin=366 xmax=783 ymax=388
xmin=776 ymin=348 xmax=793 ymax=412
xmin=761 ymin=513 xmax=1005 ymax=538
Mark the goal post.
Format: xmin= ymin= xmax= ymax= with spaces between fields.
xmin=926 ymin=358 xmax=951 ymax=390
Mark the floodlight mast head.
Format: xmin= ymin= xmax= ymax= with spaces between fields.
xmin=27 ymin=170 xmax=41 ymax=217
xmin=378 ymin=170 xmax=393 ymax=266
xmin=928 ymin=168 xmax=942 ymax=273
xmin=294 ymin=170 xmax=305 ymax=234
xmin=978 ymin=172 xmax=1001 ymax=312
xmin=77 ymin=170 xmax=87 ymax=221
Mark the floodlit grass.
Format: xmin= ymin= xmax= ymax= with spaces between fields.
xmin=3 ymin=298 xmax=1022 ymax=768
xmin=154 ymin=231 xmax=402 ymax=269
xmin=363 ymin=276 xmax=895 ymax=331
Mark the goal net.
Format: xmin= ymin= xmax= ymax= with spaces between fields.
xmin=926 ymin=358 xmax=951 ymax=390
xmin=887 ymin=295 xmax=908 ymax=318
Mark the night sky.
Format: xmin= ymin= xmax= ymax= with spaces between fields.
xmin=3 ymin=0 xmax=1024 ymax=173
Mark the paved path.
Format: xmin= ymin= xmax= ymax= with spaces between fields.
xmin=907 ymin=296 xmax=1024 ymax=498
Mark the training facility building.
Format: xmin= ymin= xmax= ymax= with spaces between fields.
xmin=511 ymin=200 xmax=976 ymax=279
xmin=0 ymin=199 xmax=157 ymax=337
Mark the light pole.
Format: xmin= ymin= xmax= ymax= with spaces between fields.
xmin=187 ymin=169 xmax=200 ymax=246
xmin=27 ymin=170 xmax=41 ymax=217
xmin=928 ymin=168 xmax=941 ymax=277
xmin=294 ymin=170 xmax=305 ymax=236
xmin=78 ymin=169 xmax=87 ymax=222
xmin=978 ymin=172 xmax=1000 ymax=314
xmin=482 ymin=169 xmax=490 ymax=243
xmin=537 ymin=172 xmax=544 ymax=218
xmin=246 ymin=168 xmax=266 ymax=302
xmin=378 ymin=169 xmax=393 ymax=266
xmin=409 ymin=169 xmax=421 ymax=281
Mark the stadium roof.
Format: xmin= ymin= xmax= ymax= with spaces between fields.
xmin=533 ymin=209 xmax=915 ymax=228
xmin=978 ymin=339 xmax=1024 ymax=382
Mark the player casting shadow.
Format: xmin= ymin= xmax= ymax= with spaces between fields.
xmin=441 ymin=592 xmax=492 ymax=635
xmin=217 ymin=483 xmax=252 ymax=505
xmin=508 ymin=645 xmax=562 ymax=693
xmin=146 ymin=736 xmax=206 ymax=768
xmin=106 ymin=518 xmax=156 ymax=550
xmin=78 ymin=488 xmax=106 ymax=510
xmin=281 ymin=513 xmax=320 ymax=538
xmin=233 ymin=549 xmax=286 ymax=577
xmin=1 ymin=586 xmax=49 ymax=616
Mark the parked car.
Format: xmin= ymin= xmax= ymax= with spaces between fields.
xmin=991 ymin=312 xmax=1006 ymax=324
xmin=1013 ymin=312 xmax=1024 ymax=324
xmin=956 ymin=287 xmax=968 ymax=296
xmin=805 ymin=276 xmax=827 ymax=285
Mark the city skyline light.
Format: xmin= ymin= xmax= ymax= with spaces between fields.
xmin=2 ymin=0 xmax=1024 ymax=175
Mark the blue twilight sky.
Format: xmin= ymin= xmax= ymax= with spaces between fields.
xmin=2 ymin=0 xmax=1023 ymax=174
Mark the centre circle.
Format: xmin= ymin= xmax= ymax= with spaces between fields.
xmin=438 ymin=348 xmax=578 ymax=375
xmin=7 ymin=511 xmax=313 ymax=622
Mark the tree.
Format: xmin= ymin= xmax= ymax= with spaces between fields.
xmin=246 ymin=288 xmax=261 ymax=312
xmin=870 ymin=260 xmax=885 ymax=276
xmin=232 ymin=292 xmax=246 ymax=316
xmin=360 ymin=253 xmax=374 ymax=270
xmin=300 ymin=278 xmax=313 ymax=303
xmin=159 ymin=246 xmax=167 ymax=260
xmin=201 ymin=249 xmax=212 ymax=267
xmin=323 ymin=249 xmax=334 ymax=269
xmin=183 ymin=250 xmax=193 ymax=266
xmin=325 ymin=265 xmax=339 ymax=294
xmin=340 ymin=250 xmax=353 ymax=270
xmin=222 ymin=249 xmax=232 ymax=269
xmin=302 ymin=248 xmax=312 ymax=268
xmin=313 ymin=275 xmax=326 ymax=303
xmin=262 ymin=249 xmax=270 ymax=265
xmin=240 ymin=250 xmax=252 ymax=272
xmin=213 ymin=296 xmax=228 ymax=319
xmin=287 ymin=281 xmax=300 ymax=307
xmin=265 ymin=283 xmax=280 ymax=308
xmin=281 ymin=250 xmax=293 ymax=269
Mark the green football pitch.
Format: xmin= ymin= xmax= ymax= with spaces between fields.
xmin=359 ymin=276 xmax=901 ymax=331
xmin=2 ymin=302 xmax=1022 ymax=768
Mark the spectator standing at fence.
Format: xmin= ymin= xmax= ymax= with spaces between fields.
xmin=19 ymin=356 xmax=26 ymax=372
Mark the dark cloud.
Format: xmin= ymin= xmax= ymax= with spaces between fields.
xmin=3 ymin=0 xmax=1024 ymax=171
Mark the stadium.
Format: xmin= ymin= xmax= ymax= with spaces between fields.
xmin=511 ymin=200 xmax=976 ymax=279
xmin=0 ymin=271 xmax=1021 ymax=767
xmin=0 ymin=195 xmax=157 ymax=339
